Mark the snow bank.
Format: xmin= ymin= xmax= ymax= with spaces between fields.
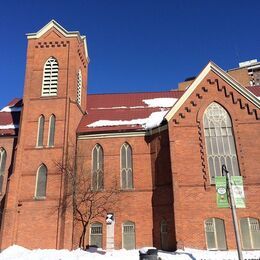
xmin=0 ymin=106 xmax=22 ymax=112
xmin=0 ymin=124 xmax=19 ymax=129
xmin=1 ymin=245 xmax=260 ymax=260
xmin=142 ymin=98 xmax=178 ymax=108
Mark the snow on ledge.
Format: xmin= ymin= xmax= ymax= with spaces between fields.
xmin=0 ymin=124 xmax=19 ymax=130
xmin=0 ymin=106 xmax=22 ymax=112
xmin=142 ymin=98 xmax=178 ymax=108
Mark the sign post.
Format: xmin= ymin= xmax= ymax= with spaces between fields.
xmin=222 ymin=165 xmax=243 ymax=260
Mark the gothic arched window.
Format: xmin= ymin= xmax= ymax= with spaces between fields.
xmin=120 ymin=143 xmax=133 ymax=189
xmin=203 ymin=102 xmax=240 ymax=183
xmin=77 ymin=69 xmax=82 ymax=105
xmin=42 ymin=57 xmax=59 ymax=96
xmin=92 ymin=144 xmax=104 ymax=191
xmin=36 ymin=115 xmax=45 ymax=147
xmin=0 ymin=148 xmax=7 ymax=192
xmin=48 ymin=114 xmax=56 ymax=147
xmin=35 ymin=164 xmax=47 ymax=198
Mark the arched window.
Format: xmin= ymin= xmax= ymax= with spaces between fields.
xmin=160 ymin=219 xmax=168 ymax=250
xmin=0 ymin=148 xmax=7 ymax=192
xmin=204 ymin=218 xmax=227 ymax=250
xmin=122 ymin=221 xmax=135 ymax=250
xmin=92 ymin=144 xmax=104 ymax=191
xmin=77 ymin=69 xmax=82 ymax=105
xmin=42 ymin=57 xmax=59 ymax=96
xmin=240 ymin=217 xmax=260 ymax=249
xmin=36 ymin=115 xmax=45 ymax=147
xmin=120 ymin=143 xmax=133 ymax=189
xmin=48 ymin=114 xmax=56 ymax=147
xmin=35 ymin=164 xmax=47 ymax=198
xmin=203 ymin=102 xmax=240 ymax=183
xmin=90 ymin=222 xmax=103 ymax=248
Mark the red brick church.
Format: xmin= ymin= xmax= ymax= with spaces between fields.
xmin=0 ymin=20 xmax=259 ymax=251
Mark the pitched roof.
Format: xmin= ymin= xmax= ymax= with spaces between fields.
xmin=0 ymin=98 xmax=22 ymax=136
xmin=77 ymin=91 xmax=184 ymax=134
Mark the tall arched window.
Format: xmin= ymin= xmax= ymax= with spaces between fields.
xmin=203 ymin=102 xmax=240 ymax=183
xmin=77 ymin=69 xmax=82 ymax=105
xmin=35 ymin=164 xmax=47 ymax=198
xmin=90 ymin=222 xmax=103 ymax=248
xmin=92 ymin=144 xmax=104 ymax=191
xmin=48 ymin=114 xmax=56 ymax=147
xmin=240 ymin=217 xmax=260 ymax=249
xmin=42 ymin=57 xmax=59 ymax=96
xmin=36 ymin=115 xmax=45 ymax=147
xmin=122 ymin=221 xmax=136 ymax=250
xmin=204 ymin=218 xmax=227 ymax=250
xmin=0 ymin=148 xmax=7 ymax=192
xmin=120 ymin=143 xmax=133 ymax=189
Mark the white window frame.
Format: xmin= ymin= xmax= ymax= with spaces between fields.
xmin=36 ymin=115 xmax=45 ymax=148
xmin=47 ymin=114 xmax=56 ymax=147
xmin=120 ymin=143 xmax=133 ymax=189
xmin=34 ymin=164 xmax=47 ymax=199
xmin=41 ymin=57 xmax=59 ymax=97
xmin=122 ymin=221 xmax=136 ymax=250
xmin=91 ymin=144 xmax=104 ymax=191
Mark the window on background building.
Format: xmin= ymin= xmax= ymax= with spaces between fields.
xmin=122 ymin=221 xmax=135 ymax=250
xmin=120 ymin=143 xmax=133 ymax=189
xmin=35 ymin=164 xmax=47 ymax=198
xmin=48 ymin=114 xmax=56 ymax=147
xmin=42 ymin=57 xmax=59 ymax=96
xmin=160 ymin=219 xmax=168 ymax=250
xmin=203 ymin=102 xmax=240 ymax=184
xmin=37 ymin=115 xmax=45 ymax=147
xmin=204 ymin=218 xmax=227 ymax=250
xmin=0 ymin=148 xmax=7 ymax=192
xmin=76 ymin=69 xmax=82 ymax=105
xmin=240 ymin=217 xmax=260 ymax=249
xmin=90 ymin=222 xmax=103 ymax=248
xmin=92 ymin=144 xmax=104 ymax=191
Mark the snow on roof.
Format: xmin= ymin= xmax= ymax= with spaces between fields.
xmin=0 ymin=106 xmax=22 ymax=112
xmin=142 ymin=98 xmax=178 ymax=108
xmin=87 ymin=110 xmax=168 ymax=130
xmin=0 ymin=124 xmax=19 ymax=129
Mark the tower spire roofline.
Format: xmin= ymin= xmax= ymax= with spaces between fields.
xmin=26 ymin=19 xmax=89 ymax=62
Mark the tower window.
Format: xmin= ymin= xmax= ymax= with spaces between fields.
xmin=42 ymin=57 xmax=59 ymax=96
xmin=36 ymin=115 xmax=45 ymax=147
xmin=48 ymin=114 xmax=56 ymax=147
xmin=35 ymin=164 xmax=47 ymax=199
xmin=77 ymin=70 xmax=82 ymax=105
xmin=0 ymin=148 xmax=7 ymax=193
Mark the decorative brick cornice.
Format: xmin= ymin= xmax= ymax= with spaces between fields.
xmin=35 ymin=41 xmax=69 ymax=48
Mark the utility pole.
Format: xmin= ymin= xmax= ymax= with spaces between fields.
xmin=222 ymin=165 xmax=243 ymax=260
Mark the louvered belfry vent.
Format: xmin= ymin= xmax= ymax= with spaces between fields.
xmin=42 ymin=57 xmax=59 ymax=96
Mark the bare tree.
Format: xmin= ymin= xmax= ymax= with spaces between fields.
xmin=55 ymin=148 xmax=119 ymax=249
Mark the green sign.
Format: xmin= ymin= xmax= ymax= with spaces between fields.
xmin=231 ymin=176 xmax=246 ymax=208
xmin=215 ymin=176 xmax=229 ymax=208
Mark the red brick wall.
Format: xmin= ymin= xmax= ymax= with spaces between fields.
xmin=168 ymin=71 xmax=260 ymax=249
xmin=0 ymin=27 xmax=88 ymax=250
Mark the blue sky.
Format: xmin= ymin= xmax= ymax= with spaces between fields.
xmin=0 ymin=0 xmax=259 ymax=108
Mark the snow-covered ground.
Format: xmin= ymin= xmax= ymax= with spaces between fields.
xmin=0 ymin=245 xmax=260 ymax=260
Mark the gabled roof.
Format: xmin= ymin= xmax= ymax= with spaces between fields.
xmin=165 ymin=61 xmax=260 ymax=121
xmin=26 ymin=20 xmax=89 ymax=62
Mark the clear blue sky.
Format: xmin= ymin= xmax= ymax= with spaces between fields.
xmin=0 ymin=0 xmax=259 ymax=108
